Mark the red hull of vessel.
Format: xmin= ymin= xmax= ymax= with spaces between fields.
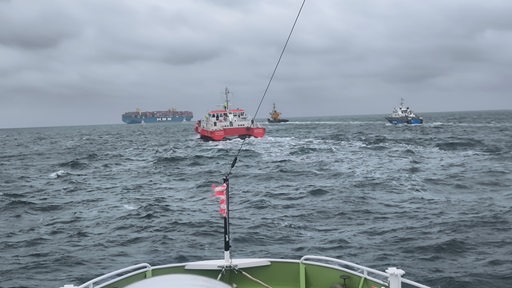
xmin=195 ymin=124 xmax=265 ymax=141
xmin=196 ymin=88 xmax=266 ymax=141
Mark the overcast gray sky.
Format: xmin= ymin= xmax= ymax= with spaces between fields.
xmin=1 ymin=0 xmax=511 ymax=128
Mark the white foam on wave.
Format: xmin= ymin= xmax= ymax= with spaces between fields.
xmin=49 ymin=170 xmax=66 ymax=179
xmin=123 ymin=204 xmax=138 ymax=210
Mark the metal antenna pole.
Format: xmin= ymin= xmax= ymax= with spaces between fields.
xmin=223 ymin=176 xmax=231 ymax=266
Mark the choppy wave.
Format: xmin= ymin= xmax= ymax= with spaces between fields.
xmin=0 ymin=111 xmax=511 ymax=288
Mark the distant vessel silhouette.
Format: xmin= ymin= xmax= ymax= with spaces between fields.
xmin=267 ymin=103 xmax=289 ymax=123
xmin=385 ymin=98 xmax=423 ymax=125
xmin=122 ymin=108 xmax=193 ymax=124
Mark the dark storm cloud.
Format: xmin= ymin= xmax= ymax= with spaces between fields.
xmin=0 ymin=0 xmax=511 ymax=128
xmin=0 ymin=1 xmax=81 ymax=50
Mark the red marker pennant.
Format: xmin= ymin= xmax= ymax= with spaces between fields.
xmin=212 ymin=183 xmax=227 ymax=217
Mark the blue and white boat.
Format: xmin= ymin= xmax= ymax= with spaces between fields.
xmin=385 ymin=98 xmax=423 ymax=125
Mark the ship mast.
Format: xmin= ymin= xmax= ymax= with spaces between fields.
xmin=224 ymin=87 xmax=231 ymax=111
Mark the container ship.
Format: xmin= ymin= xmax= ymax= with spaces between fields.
xmin=122 ymin=109 xmax=193 ymax=124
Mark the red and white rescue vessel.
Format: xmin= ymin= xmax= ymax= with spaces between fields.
xmin=195 ymin=88 xmax=266 ymax=141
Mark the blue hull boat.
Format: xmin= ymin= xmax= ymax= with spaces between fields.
xmin=386 ymin=98 xmax=423 ymax=125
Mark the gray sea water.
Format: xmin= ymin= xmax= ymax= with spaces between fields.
xmin=1 ymin=110 xmax=511 ymax=288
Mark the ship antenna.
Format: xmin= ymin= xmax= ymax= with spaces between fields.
xmin=218 ymin=0 xmax=306 ymax=268
xmin=224 ymin=87 xmax=230 ymax=110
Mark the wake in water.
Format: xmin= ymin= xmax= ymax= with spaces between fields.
xmin=0 ymin=111 xmax=511 ymax=288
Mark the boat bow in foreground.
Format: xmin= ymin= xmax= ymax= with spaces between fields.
xmin=62 ymin=255 xmax=430 ymax=288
